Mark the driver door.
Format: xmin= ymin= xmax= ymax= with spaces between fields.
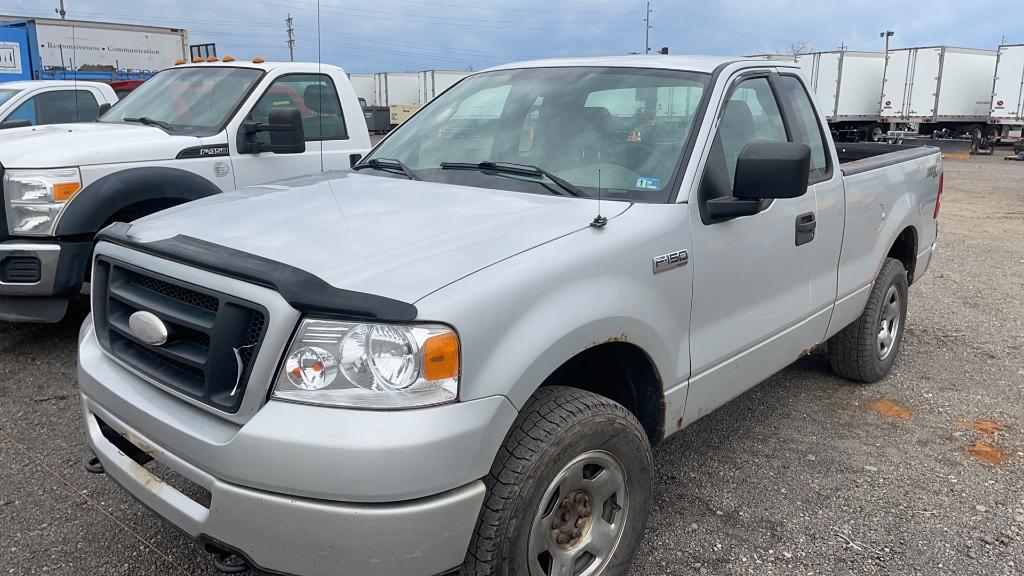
xmin=683 ymin=73 xmax=818 ymax=425
xmin=230 ymin=73 xmax=360 ymax=189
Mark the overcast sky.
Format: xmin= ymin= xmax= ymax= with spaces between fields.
xmin=0 ymin=0 xmax=1019 ymax=72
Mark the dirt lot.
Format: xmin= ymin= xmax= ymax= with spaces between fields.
xmin=1 ymin=153 xmax=1022 ymax=575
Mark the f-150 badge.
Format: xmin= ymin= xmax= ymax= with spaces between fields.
xmin=653 ymin=250 xmax=688 ymax=274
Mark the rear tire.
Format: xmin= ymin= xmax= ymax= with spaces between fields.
xmin=463 ymin=386 xmax=653 ymax=576
xmin=827 ymin=258 xmax=909 ymax=383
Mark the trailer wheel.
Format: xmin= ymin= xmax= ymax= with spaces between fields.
xmin=869 ymin=125 xmax=885 ymax=142
xmin=969 ymin=125 xmax=984 ymax=141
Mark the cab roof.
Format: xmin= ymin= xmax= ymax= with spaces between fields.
xmin=0 ymin=79 xmax=114 ymax=90
xmin=173 ymin=60 xmax=346 ymax=74
xmin=483 ymin=54 xmax=800 ymax=74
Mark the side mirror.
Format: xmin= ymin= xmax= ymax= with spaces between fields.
xmin=239 ymin=107 xmax=306 ymax=154
xmin=0 ymin=119 xmax=32 ymax=130
xmin=734 ymin=141 xmax=811 ymax=200
xmin=706 ymin=141 xmax=811 ymax=220
xmin=97 ymin=102 xmax=112 ymax=118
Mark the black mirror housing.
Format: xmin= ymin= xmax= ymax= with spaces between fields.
xmin=733 ymin=141 xmax=811 ymax=200
xmin=240 ymin=107 xmax=306 ymax=154
xmin=97 ymin=102 xmax=112 ymax=119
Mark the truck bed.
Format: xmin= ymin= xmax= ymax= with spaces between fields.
xmin=837 ymin=143 xmax=940 ymax=176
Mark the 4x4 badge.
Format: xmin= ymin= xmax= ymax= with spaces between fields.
xmin=653 ymin=250 xmax=688 ymax=274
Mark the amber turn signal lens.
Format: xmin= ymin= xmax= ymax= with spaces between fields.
xmin=53 ymin=182 xmax=81 ymax=202
xmin=422 ymin=331 xmax=459 ymax=382
xmin=252 ymin=55 xmax=265 ymax=63
xmin=223 ymin=55 xmax=235 ymax=62
xmin=174 ymin=58 xmax=185 ymax=65
xmin=192 ymin=57 xmax=203 ymax=63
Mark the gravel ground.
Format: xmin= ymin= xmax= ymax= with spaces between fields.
xmin=1 ymin=153 xmax=1022 ymax=576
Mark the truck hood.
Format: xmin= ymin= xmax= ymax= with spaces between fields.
xmin=121 ymin=171 xmax=628 ymax=304
xmin=0 ymin=122 xmax=201 ymax=168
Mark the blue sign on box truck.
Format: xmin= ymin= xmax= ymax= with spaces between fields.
xmin=0 ymin=16 xmax=188 ymax=82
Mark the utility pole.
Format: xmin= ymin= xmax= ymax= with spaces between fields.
xmin=54 ymin=0 xmax=66 ymax=19
xmin=644 ymin=2 xmax=652 ymax=54
xmin=880 ymin=30 xmax=894 ymax=53
xmin=286 ymin=14 xmax=295 ymax=62
xmin=838 ymin=42 xmax=847 ymax=52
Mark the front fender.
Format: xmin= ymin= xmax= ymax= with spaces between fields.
xmin=415 ymin=203 xmax=692 ymax=411
xmin=55 ymin=167 xmax=224 ymax=237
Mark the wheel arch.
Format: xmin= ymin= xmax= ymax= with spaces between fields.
xmin=54 ymin=166 xmax=224 ymax=237
xmin=886 ymin=225 xmax=918 ymax=283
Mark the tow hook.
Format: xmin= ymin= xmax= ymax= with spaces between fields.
xmin=204 ymin=543 xmax=250 ymax=574
xmin=84 ymin=455 xmax=105 ymax=474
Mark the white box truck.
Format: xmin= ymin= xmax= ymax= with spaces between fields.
xmin=988 ymin=44 xmax=1024 ymax=141
xmin=373 ymin=72 xmax=418 ymax=106
xmin=880 ymin=46 xmax=997 ymax=139
xmin=795 ymin=51 xmax=887 ymax=142
xmin=418 ymin=70 xmax=469 ymax=104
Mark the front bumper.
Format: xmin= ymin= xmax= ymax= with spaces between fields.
xmin=0 ymin=239 xmax=91 ymax=322
xmin=79 ymin=320 xmax=517 ymax=575
xmin=84 ymin=397 xmax=484 ymax=576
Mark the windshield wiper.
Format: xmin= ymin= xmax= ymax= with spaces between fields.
xmin=351 ymin=157 xmax=420 ymax=180
xmin=123 ymin=116 xmax=174 ymax=131
xmin=440 ymin=161 xmax=584 ymax=197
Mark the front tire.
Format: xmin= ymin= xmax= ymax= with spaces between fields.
xmin=463 ymin=386 xmax=653 ymax=576
xmin=827 ymin=258 xmax=909 ymax=382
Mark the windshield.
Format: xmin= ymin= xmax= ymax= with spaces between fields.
xmin=0 ymin=88 xmax=21 ymax=107
xmin=101 ymin=67 xmax=263 ymax=136
xmin=365 ymin=66 xmax=710 ymax=202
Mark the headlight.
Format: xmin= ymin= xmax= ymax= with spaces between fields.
xmin=3 ymin=168 xmax=83 ymax=236
xmin=273 ymin=319 xmax=460 ymax=409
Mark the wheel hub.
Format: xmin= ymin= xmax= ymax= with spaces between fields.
xmin=877 ymin=284 xmax=901 ymax=360
xmin=551 ymin=490 xmax=594 ymax=549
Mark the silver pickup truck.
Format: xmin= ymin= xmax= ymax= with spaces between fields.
xmin=77 ymin=55 xmax=941 ymax=576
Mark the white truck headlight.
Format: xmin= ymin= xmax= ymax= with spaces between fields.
xmin=3 ymin=168 xmax=83 ymax=236
xmin=273 ymin=319 xmax=460 ymax=409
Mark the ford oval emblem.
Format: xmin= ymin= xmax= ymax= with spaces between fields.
xmin=128 ymin=311 xmax=168 ymax=346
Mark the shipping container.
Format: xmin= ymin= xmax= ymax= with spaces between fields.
xmin=880 ymin=46 xmax=997 ymax=138
xmin=794 ymin=51 xmax=886 ymax=141
xmin=373 ymin=72 xmax=418 ymax=107
xmin=0 ymin=16 xmax=188 ymax=82
xmin=989 ymin=44 xmax=1024 ymax=140
xmin=417 ymin=70 xmax=469 ymax=104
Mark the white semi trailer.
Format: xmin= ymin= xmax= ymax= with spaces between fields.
xmin=880 ymin=46 xmax=997 ymax=139
xmin=373 ymin=72 xmax=418 ymax=106
xmin=418 ymin=70 xmax=469 ymax=104
xmin=794 ymin=51 xmax=886 ymax=142
xmin=988 ymin=44 xmax=1024 ymax=141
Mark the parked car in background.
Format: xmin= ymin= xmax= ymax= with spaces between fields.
xmin=0 ymin=80 xmax=117 ymax=128
xmin=0 ymin=58 xmax=370 ymax=323
xmin=78 ymin=54 xmax=940 ymax=576
xmin=109 ymin=79 xmax=146 ymax=99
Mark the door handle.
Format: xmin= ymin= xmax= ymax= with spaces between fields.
xmin=795 ymin=212 xmax=816 ymax=246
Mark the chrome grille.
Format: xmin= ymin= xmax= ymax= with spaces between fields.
xmin=92 ymin=257 xmax=269 ymax=413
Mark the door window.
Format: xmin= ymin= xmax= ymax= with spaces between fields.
xmin=7 ymin=90 xmax=101 ymax=125
xmin=248 ymin=74 xmax=348 ymax=143
xmin=719 ymin=77 xmax=787 ymax=185
xmin=775 ymin=75 xmax=830 ymax=182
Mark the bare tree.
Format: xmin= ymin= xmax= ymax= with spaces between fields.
xmin=776 ymin=40 xmax=813 ymax=61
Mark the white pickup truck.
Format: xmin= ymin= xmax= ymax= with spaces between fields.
xmin=77 ymin=55 xmax=941 ymax=576
xmin=0 ymin=59 xmax=370 ymax=323
xmin=0 ymin=80 xmax=118 ymax=129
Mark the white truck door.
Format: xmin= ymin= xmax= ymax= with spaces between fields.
xmin=683 ymin=74 xmax=817 ymax=425
xmin=230 ymin=72 xmax=362 ymax=188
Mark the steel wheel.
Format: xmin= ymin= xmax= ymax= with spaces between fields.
xmin=528 ymin=450 xmax=629 ymax=576
xmin=877 ymin=284 xmax=901 ymax=360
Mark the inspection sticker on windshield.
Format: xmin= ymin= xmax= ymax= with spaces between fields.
xmin=635 ymin=177 xmax=661 ymax=190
